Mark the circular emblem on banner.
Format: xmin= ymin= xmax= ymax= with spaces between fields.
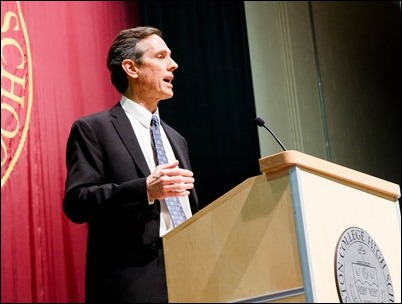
xmin=1 ymin=1 xmax=33 ymax=188
xmin=335 ymin=227 xmax=394 ymax=303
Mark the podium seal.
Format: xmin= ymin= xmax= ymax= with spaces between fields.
xmin=335 ymin=226 xmax=394 ymax=303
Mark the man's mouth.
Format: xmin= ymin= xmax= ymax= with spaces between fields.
xmin=163 ymin=76 xmax=173 ymax=83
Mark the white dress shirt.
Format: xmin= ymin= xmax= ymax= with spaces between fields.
xmin=120 ymin=96 xmax=192 ymax=236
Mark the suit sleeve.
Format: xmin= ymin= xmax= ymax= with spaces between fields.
xmin=62 ymin=119 xmax=149 ymax=224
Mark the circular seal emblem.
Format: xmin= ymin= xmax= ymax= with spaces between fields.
xmin=1 ymin=1 xmax=33 ymax=188
xmin=335 ymin=227 xmax=394 ymax=303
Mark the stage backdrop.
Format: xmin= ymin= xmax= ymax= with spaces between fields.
xmin=1 ymin=1 xmax=139 ymax=302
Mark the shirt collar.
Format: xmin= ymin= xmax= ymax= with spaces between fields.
xmin=120 ymin=96 xmax=160 ymax=128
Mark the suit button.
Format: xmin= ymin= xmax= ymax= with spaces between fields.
xmin=152 ymin=212 xmax=159 ymax=219
xmin=151 ymin=243 xmax=158 ymax=251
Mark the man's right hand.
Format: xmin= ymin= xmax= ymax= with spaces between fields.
xmin=146 ymin=159 xmax=195 ymax=201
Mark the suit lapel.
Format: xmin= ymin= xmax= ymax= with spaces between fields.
xmin=110 ymin=103 xmax=150 ymax=177
xmin=161 ymin=121 xmax=189 ymax=170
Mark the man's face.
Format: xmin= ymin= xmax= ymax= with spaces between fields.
xmin=134 ymin=34 xmax=179 ymax=102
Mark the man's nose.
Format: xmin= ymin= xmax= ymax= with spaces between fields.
xmin=169 ymin=58 xmax=178 ymax=70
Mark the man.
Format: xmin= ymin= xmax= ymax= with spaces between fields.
xmin=63 ymin=26 xmax=199 ymax=303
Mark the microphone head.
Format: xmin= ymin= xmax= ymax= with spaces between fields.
xmin=255 ymin=116 xmax=265 ymax=127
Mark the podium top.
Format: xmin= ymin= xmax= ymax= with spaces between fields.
xmin=259 ymin=150 xmax=400 ymax=200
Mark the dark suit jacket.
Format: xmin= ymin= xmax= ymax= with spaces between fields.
xmin=63 ymin=102 xmax=199 ymax=303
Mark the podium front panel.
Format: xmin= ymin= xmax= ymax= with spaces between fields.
xmin=163 ymin=173 xmax=304 ymax=303
xmin=289 ymin=166 xmax=401 ymax=302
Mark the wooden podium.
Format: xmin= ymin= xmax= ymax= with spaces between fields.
xmin=162 ymin=151 xmax=401 ymax=302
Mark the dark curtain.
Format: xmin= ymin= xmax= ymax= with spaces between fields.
xmin=139 ymin=1 xmax=261 ymax=208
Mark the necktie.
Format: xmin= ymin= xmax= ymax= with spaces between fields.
xmin=150 ymin=114 xmax=187 ymax=227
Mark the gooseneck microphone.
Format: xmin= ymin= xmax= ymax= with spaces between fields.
xmin=255 ymin=117 xmax=287 ymax=151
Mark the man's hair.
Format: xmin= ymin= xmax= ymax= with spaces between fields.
xmin=106 ymin=26 xmax=163 ymax=94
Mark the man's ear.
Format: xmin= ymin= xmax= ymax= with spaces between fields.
xmin=122 ymin=59 xmax=138 ymax=78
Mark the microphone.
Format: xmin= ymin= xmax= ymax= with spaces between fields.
xmin=255 ymin=116 xmax=287 ymax=151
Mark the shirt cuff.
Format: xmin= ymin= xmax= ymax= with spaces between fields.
xmin=147 ymin=193 xmax=155 ymax=205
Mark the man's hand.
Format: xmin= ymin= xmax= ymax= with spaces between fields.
xmin=146 ymin=160 xmax=194 ymax=201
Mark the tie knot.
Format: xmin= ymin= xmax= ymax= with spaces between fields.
xmin=151 ymin=115 xmax=159 ymax=127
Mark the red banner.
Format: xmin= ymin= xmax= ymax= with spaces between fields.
xmin=1 ymin=1 xmax=139 ymax=302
